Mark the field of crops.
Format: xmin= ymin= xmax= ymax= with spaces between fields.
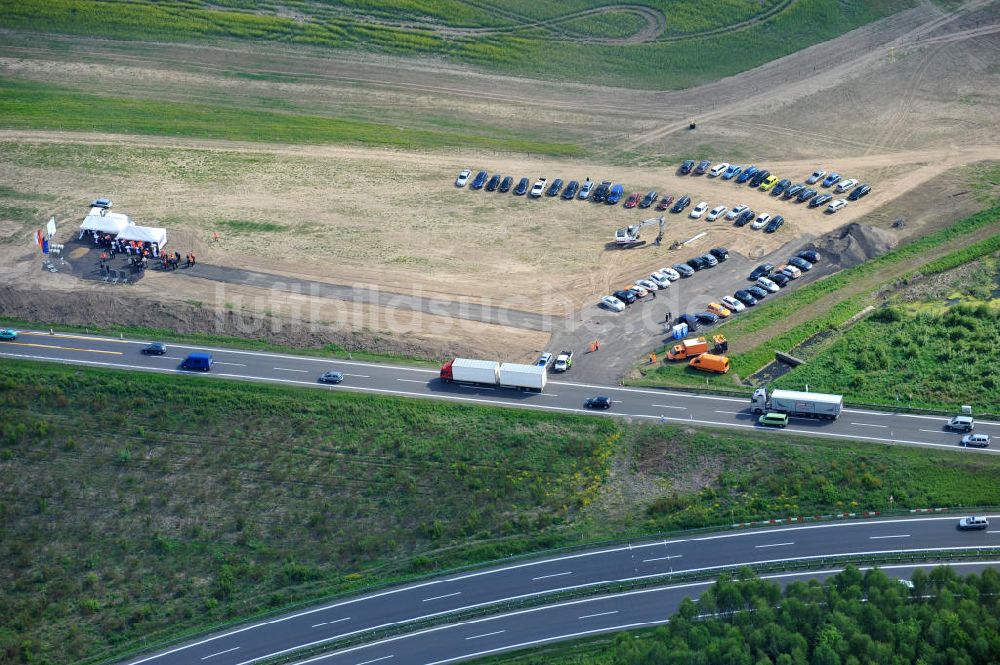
xmin=0 ymin=0 xmax=916 ymax=88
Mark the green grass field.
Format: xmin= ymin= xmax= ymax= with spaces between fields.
xmin=0 ymin=0 xmax=916 ymax=88
xmin=3 ymin=358 xmax=1000 ymax=664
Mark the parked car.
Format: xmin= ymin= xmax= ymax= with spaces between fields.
xmin=686 ymin=256 xmax=707 ymax=271
xmin=788 ymin=256 xmax=813 ymax=271
xmin=736 ymin=166 xmax=758 ymax=184
xmin=455 ymin=169 xmax=471 ymax=187
xmin=749 ymin=170 xmax=770 ymax=187
xmin=784 ymin=184 xmax=804 ymax=199
xmin=485 ymin=174 xmax=501 ymax=191
xmin=660 ymin=267 xmax=681 ymax=281
xmin=779 ymin=264 xmax=802 ymax=279
xmin=536 ymin=352 xmax=553 ymax=367
xmin=734 ymin=289 xmax=758 ymax=306
xmin=624 ymin=191 xmax=642 ymax=208
xmin=835 ymin=178 xmax=858 ymax=193
xmin=673 ymin=263 xmax=695 ymax=277
xmin=798 ymin=250 xmax=821 ymax=263
xmin=806 ymin=169 xmax=826 ymax=185
xmin=677 ymin=313 xmax=700 ymax=331
xmin=636 ymin=278 xmax=660 ymax=292
xmin=471 ymin=170 xmax=489 ymax=189
xmin=585 ymin=395 xmax=612 ymax=410
xmin=749 ymin=263 xmax=774 ymax=280
xmin=656 ymin=195 xmax=674 ymax=211
xmin=734 ymin=208 xmax=756 ymax=227
xmin=707 ymin=302 xmax=732 ymax=318
xmin=826 ymin=198 xmax=848 ymax=213
xmin=722 ymin=164 xmax=742 ymax=180
xmin=810 ymin=193 xmax=834 ymax=208
xmin=577 ymin=179 xmax=594 ymax=200
xmin=680 ymin=159 xmax=695 ymax=175
xmin=319 ymin=371 xmax=344 ymax=384
xmin=748 ymin=285 xmax=769 ymax=299
xmin=639 ymin=191 xmax=658 ymax=208
xmin=562 ymin=180 xmax=580 ymax=199
xmin=498 ymin=175 xmax=514 ymax=192
xmin=770 ymin=272 xmax=790 ymax=287
xmin=606 ymin=184 xmax=625 ymax=205
xmin=946 ymin=415 xmax=975 ymax=432
xmin=757 ymin=276 xmax=780 ymax=293
xmin=709 ymin=162 xmax=729 ymax=177
xmin=613 ymin=289 xmax=638 ymax=304
xmin=629 ymin=283 xmax=648 ymax=298
xmin=771 ymin=179 xmax=792 ymax=196
xmin=514 ymin=177 xmax=530 ymax=195
xmin=821 ymin=172 xmax=842 ymax=187
xmin=700 ymin=253 xmax=718 ymax=267
xmin=707 ymin=205 xmax=728 ymax=221
xmin=649 ymin=272 xmax=672 ymax=288
xmin=847 ymin=184 xmax=871 ymax=201
xmin=709 ymin=247 xmax=729 ymax=261
xmin=601 ymin=295 xmax=626 ymax=312
xmin=695 ymin=311 xmax=720 ymax=325
xmin=764 ymin=215 xmax=784 ymax=233
xmin=694 ymin=159 xmax=711 ymax=175
xmin=751 ymin=213 xmax=771 ymax=230
xmin=141 ymin=342 xmax=167 ymax=355
xmin=961 ymin=434 xmax=991 ymax=448
xmin=957 ymin=516 xmax=989 ymax=530
xmin=671 ymin=195 xmax=692 ymax=213
xmin=726 ymin=204 xmax=748 ymax=220
xmin=690 ymin=201 xmax=709 ymax=218
xmin=758 ymin=412 xmax=789 ymax=428
xmin=721 ymin=295 xmax=746 ymax=313
xmin=529 ymin=177 xmax=547 ymax=197
xmin=546 ymin=178 xmax=564 ymax=196
xmin=759 ymin=176 xmax=780 ymax=191
xmin=797 ymin=187 xmax=818 ymax=203
xmin=592 ymin=180 xmax=612 ymax=202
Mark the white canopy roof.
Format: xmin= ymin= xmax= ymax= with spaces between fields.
xmin=116 ymin=222 xmax=167 ymax=247
xmin=79 ymin=207 xmax=130 ymax=235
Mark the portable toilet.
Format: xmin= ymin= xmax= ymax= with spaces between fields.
xmin=672 ymin=323 xmax=688 ymax=339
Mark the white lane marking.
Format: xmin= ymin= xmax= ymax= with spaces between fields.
xmin=920 ymin=429 xmax=944 ymax=433
xmin=214 ymin=361 xmax=246 ymax=366
xmin=652 ymin=404 xmax=687 ymax=410
xmin=643 ymin=554 xmax=683 ymax=563
xmin=870 ymin=535 xmax=910 ymax=539
xmin=201 ymin=647 xmax=240 ymax=660
xmin=355 ymin=657 xmax=394 ymax=665
xmin=715 ymin=410 xmax=742 ymax=415
xmin=163 ymin=356 xmax=184 ymax=360
xmin=988 ymin=531 xmax=1000 ymax=534
xmin=532 ymin=571 xmax=573 ymax=581
xmin=424 ymin=625 xmax=651 ymax=665
xmin=312 ymin=616 xmax=350 ymax=628
xmin=851 ymin=422 xmax=888 ymax=428
xmin=465 ymin=630 xmax=505 ymax=640
xmin=342 ymin=373 xmax=370 ymax=378
xmin=422 ymin=592 xmax=461 ymax=602
xmin=396 ymin=378 xmax=426 ymax=383
xmin=755 ymin=542 xmax=794 ymax=548
xmin=312 ymin=622 xmax=327 ymax=628
xmin=539 ymin=393 xmax=559 ymax=397
xmin=579 ymin=610 xmax=619 ymax=619
xmin=275 ymin=367 xmax=308 ymax=373
xmin=843 ymin=409 xmax=892 ymax=415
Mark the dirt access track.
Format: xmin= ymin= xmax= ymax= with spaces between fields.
xmin=0 ymin=0 xmax=998 ymax=374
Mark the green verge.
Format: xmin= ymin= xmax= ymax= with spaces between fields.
xmin=3 ymin=358 xmax=1000 ymax=663
xmin=0 ymin=0 xmax=916 ymax=89
xmin=0 ymin=78 xmax=583 ymax=157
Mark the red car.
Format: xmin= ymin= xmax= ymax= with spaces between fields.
xmin=624 ymin=192 xmax=641 ymax=208
xmin=655 ymin=194 xmax=674 ymax=211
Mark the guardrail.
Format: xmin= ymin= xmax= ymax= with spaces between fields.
xmin=256 ymin=547 xmax=1000 ymax=665
xmin=91 ymin=506 xmax=1000 ymax=665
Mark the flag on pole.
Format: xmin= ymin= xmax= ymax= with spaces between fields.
xmin=42 ymin=238 xmax=49 ymax=254
xmin=46 ymin=217 xmax=56 ymax=238
xmin=34 ymin=229 xmax=43 ymax=249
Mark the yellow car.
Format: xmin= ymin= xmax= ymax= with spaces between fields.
xmin=759 ymin=175 xmax=780 ymax=191
xmin=707 ymin=302 xmax=731 ymax=318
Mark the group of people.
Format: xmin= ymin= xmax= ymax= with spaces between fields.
xmin=160 ymin=252 xmax=196 ymax=271
xmin=83 ymin=230 xmax=162 ymax=259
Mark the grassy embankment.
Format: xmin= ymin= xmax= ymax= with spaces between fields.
xmin=3 ymin=359 xmax=1000 ymax=663
xmin=0 ymin=0 xmax=915 ymax=88
xmin=633 ymin=204 xmax=1000 ymax=412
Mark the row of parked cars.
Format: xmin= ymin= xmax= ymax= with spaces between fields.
xmin=678 ymin=160 xmax=872 ymax=214
xmin=455 ymin=169 xmax=604 ymax=200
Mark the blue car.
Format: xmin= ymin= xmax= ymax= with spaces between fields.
xmin=722 ymin=164 xmax=742 ymax=180
xmin=821 ymin=172 xmax=841 ymax=188
xmin=470 ymin=170 xmax=488 ymax=190
xmin=606 ymin=184 xmax=624 ymax=205
xmin=735 ymin=166 xmax=758 ymax=184
xmin=513 ymin=177 xmax=530 ymax=195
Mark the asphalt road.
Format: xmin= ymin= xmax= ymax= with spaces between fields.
xmin=119 ymin=515 xmax=999 ymax=665
xmin=2 ymin=330 xmax=998 ymax=456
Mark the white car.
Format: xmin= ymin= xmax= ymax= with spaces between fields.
xmin=726 ymin=204 xmax=748 ymax=221
xmin=757 ymin=276 xmax=780 ymax=292
xmin=577 ymin=180 xmax=594 ymax=200
xmin=806 ymin=169 xmax=826 ymax=185
xmin=601 ymin=295 xmax=626 ymax=312
xmin=707 ymin=205 xmax=728 ymax=221
xmin=455 ymin=169 xmax=472 ymax=187
xmin=827 ymin=199 xmax=848 ymax=213
xmin=529 ymin=178 xmax=547 ymax=197
xmin=690 ymin=201 xmax=709 ymax=218
xmin=751 ymin=213 xmax=771 ymax=230
xmin=721 ymin=295 xmax=746 ymax=313
xmin=660 ymin=267 xmax=681 ymax=281
xmin=649 ymin=272 xmax=672 ymax=288
xmin=635 ymin=279 xmax=659 ymax=292
xmin=779 ymin=265 xmax=802 ymax=279
xmin=835 ymin=178 xmax=858 ymax=193
xmin=709 ymin=162 xmax=729 ymax=177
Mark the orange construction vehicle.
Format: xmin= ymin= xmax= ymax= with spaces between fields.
xmin=667 ymin=337 xmax=708 ymax=361
xmin=689 ymin=353 xmax=731 ymax=374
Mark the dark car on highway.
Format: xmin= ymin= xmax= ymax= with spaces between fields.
xmin=639 ymin=191 xmax=658 ymax=208
xmin=709 ymin=247 xmax=729 ymax=261
xmin=671 ymin=195 xmax=692 ymax=213
xmin=513 ymin=177 xmax=530 ymax=196
xmin=789 ymin=256 xmax=813 ymax=271
xmin=319 ymin=371 xmax=344 ymax=384
xmin=734 ymin=290 xmax=758 ymax=306
xmin=735 ymin=166 xmax=758 ymax=184
xmin=771 ymin=178 xmax=792 ymax=196
xmin=498 ymin=176 xmax=513 ymax=192
xmin=749 ymin=170 xmax=770 ymax=187
xmin=485 ymin=174 xmax=501 ymax=191
xmin=798 ymin=250 xmax=820 ymax=263
xmin=694 ymin=159 xmax=711 ymax=175
xmin=848 ymin=183 xmax=871 ymax=201
xmin=797 ymin=187 xmax=818 ymax=202
xmin=734 ymin=208 xmax=756 ymax=227
xmin=142 ymin=342 xmax=167 ymax=355
xmin=471 ymin=170 xmax=489 ymax=190
xmin=764 ymin=215 xmax=784 ymax=233
xmin=810 ymin=193 xmax=833 ymax=208
xmin=680 ymin=159 xmax=695 ymax=175
xmin=749 ymin=263 xmax=774 ymax=280
xmin=585 ymin=395 xmax=612 ymax=410
xmin=546 ymin=179 xmax=564 ymax=197
xmin=562 ymin=180 xmax=580 ymax=199
xmin=748 ymin=285 xmax=769 ymax=300
xmin=613 ymin=289 xmax=638 ymax=304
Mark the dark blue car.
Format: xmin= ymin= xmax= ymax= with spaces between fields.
xmin=606 ymin=184 xmax=625 ymax=205
xmin=471 ymin=170 xmax=488 ymax=190
xmin=736 ymin=166 xmax=757 ymax=184
xmin=513 ymin=177 xmax=530 ymax=195
xmin=562 ymin=180 xmax=580 ymax=199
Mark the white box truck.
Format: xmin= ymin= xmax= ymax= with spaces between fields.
xmin=440 ymin=358 xmax=546 ymax=392
xmin=498 ymin=363 xmax=547 ymax=392
xmin=751 ymin=387 xmax=843 ymax=420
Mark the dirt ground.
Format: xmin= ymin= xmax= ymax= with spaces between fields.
xmin=0 ymin=0 xmax=998 ymax=366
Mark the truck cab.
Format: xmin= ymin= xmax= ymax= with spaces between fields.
xmin=553 ymin=350 xmax=573 ymax=373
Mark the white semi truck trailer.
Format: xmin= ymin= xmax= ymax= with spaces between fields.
xmin=751 ymin=388 xmax=843 ymax=420
xmin=439 ymin=358 xmax=547 ymax=392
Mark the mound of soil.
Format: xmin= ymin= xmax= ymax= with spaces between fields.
xmin=806 ymin=223 xmax=897 ymax=269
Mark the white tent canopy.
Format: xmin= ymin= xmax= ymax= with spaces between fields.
xmin=79 ymin=207 xmax=130 ymax=235
xmin=115 ymin=222 xmax=167 ymax=248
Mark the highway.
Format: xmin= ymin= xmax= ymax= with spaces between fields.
xmin=1 ymin=330 xmax=998 ymax=456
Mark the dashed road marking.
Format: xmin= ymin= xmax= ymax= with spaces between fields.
xmin=532 ymin=571 xmax=573 ymax=581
